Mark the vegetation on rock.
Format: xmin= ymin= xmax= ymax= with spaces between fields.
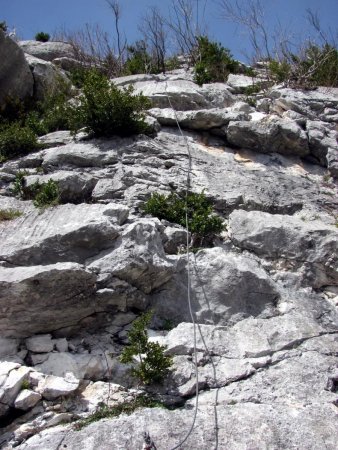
xmin=0 ymin=123 xmax=39 ymax=161
xmin=194 ymin=35 xmax=241 ymax=85
xmin=143 ymin=191 xmax=224 ymax=245
xmin=74 ymin=395 xmax=167 ymax=430
xmin=69 ymin=70 xmax=151 ymax=137
xmin=0 ymin=209 xmax=22 ymax=221
xmin=120 ymin=310 xmax=173 ymax=385
xmin=35 ymin=32 xmax=50 ymax=42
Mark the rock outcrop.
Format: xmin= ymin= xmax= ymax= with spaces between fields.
xmin=0 ymin=30 xmax=34 ymax=108
xmin=0 ymin=69 xmax=337 ymax=449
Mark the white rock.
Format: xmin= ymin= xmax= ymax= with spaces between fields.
xmin=14 ymin=389 xmax=42 ymax=410
xmin=26 ymin=334 xmax=54 ymax=353
xmin=37 ymin=373 xmax=79 ymax=400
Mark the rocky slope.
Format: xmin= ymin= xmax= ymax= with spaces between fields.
xmin=0 ymin=37 xmax=338 ymax=449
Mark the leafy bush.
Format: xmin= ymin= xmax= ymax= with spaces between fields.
xmin=35 ymin=32 xmax=50 ymax=42
xmin=0 ymin=123 xmax=38 ymax=161
xmin=143 ymin=191 xmax=224 ymax=244
xmin=269 ymin=44 xmax=338 ymax=88
xmin=120 ymin=310 xmax=172 ymax=385
xmin=194 ymin=36 xmax=240 ymax=85
xmin=12 ymin=173 xmax=60 ymax=208
xmin=0 ymin=209 xmax=22 ymax=221
xmin=69 ymin=70 xmax=151 ymax=137
xmin=31 ymin=179 xmax=60 ymax=208
xmin=124 ymin=41 xmax=155 ymax=75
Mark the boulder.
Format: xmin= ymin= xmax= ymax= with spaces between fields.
xmin=229 ymin=210 xmax=338 ymax=287
xmin=25 ymin=54 xmax=69 ymax=101
xmin=88 ymin=219 xmax=175 ymax=294
xmin=269 ymin=87 xmax=338 ymax=121
xmin=0 ymin=203 xmax=126 ymax=265
xmin=14 ymin=389 xmax=41 ymax=410
xmin=0 ymin=263 xmax=97 ymax=337
xmin=306 ymin=120 xmax=337 ymax=166
xmin=148 ymin=107 xmax=248 ymax=130
xmin=133 ymin=79 xmax=235 ymax=111
xmin=226 ymin=73 xmax=268 ymax=93
xmin=37 ymin=373 xmax=79 ymax=400
xmin=19 ymin=40 xmax=75 ymax=62
xmin=152 ymin=247 xmax=279 ymax=326
xmin=0 ymin=364 xmax=31 ymax=415
xmin=0 ymin=30 xmax=34 ymax=108
xmin=227 ymin=116 xmax=309 ymax=156
xmin=25 ymin=334 xmax=54 ymax=353
xmin=24 ymin=171 xmax=97 ymax=203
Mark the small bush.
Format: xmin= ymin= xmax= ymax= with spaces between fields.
xmin=69 ymin=70 xmax=151 ymax=137
xmin=120 ymin=310 xmax=173 ymax=385
xmin=12 ymin=173 xmax=60 ymax=208
xmin=269 ymin=44 xmax=338 ymax=88
xmin=143 ymin=191 xmax=224 ymax=244
xmin=35 ymin=32 xmax=50 ymax=42
xmin=194 ymin=36 xmax=240 ymax=85
xmin=20 ymin=379 xmax=30 ymax=390
xmin=0 ymin=123 xmax=38 ymax=161
xmin=0 ymin=21 xmax=8 ymax=33
xmin=31 ymin=179 xmax=60 ymax=208
xmin=0 ymin=209 xmax=22 ymax=221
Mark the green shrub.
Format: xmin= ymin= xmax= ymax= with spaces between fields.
xmin=120 ymin=311 xmax=173 ymax=385
xmin=69 ymin=70 xmax=151 ymax=137
xmin=124 ymin=41 xmax=155 ymax=75
xmin=0 ymin=209 xmax=22 ymax=221
xmin=35 ymin=32 xmax=50 ymax=42
xmin=143 ymin=191 xmax=224 ymax=244
xmin=12 ymin=173 xmax=60 ymax=208
xmin=194 ymin=36 xmax=240 ymax=85
xmin=269 ymin=44 xmax=338 ymax=87
xmin=20 ymin=379 xmax=30 ymax=390
xmin=0 ymin=123 xmax=38 ymax=161
xmin=31 ymin=179 xmax=60 ymax=208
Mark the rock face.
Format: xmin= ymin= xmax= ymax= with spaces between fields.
xmin=0 ymin=30 xmax=34 ymax=107
xmin=18 ymin=40 xmax=75 ymax=62
xmin=0 ymin=68 xmax=338 ymax=449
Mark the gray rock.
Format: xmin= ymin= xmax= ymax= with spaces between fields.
xmin=37 ymin=374 xmax=79 ymax=400
xmin=0 ymin=337 xmax=19 ymax=357
xmin=152 ymin=248 xmax=279 ymax=326
xmin=14 ymin=389 xmax=41 ymax=410
xmin=227 ymin=116 xmax=309 ymax=156
xmin=25 ymin=54 xmax=70 ymax=101
xmin=149 ymin=107 xmax=248 ymax=130
xmin=25 ymin=335 xmax=54 ymax=353
xmin=306 ymin=120 xmax=337 ymax=166
xmin=0 ymin=203 xmax=126 ymax=265
xmin=0 ymin=364 xmax=31 ymax=414
xmin=15 ymin=402 xmax=338 ymax=450
xmin=0 ymin=30 xmax=34 ymax=107
xmin=54 ymin=338 xmax=68 ymax=352
xmin=19 ymin=40 xmax=75 ymax=62
xmin=88 ymin=219 xmax=175 ymax=294
xmin=0 ymin=263 xmax=97 ymax=337
xmin=229 ymin=210 xmax=338 ymax=287
xmin=269 ymin=87 xmax=338 ymax=121
xmin=327 ymin=147 xmax=338 ymax=178
xmin=226 ymin=73 xmax=268 ymax=93
xmin=42 ymin=141 xmax=120 ymax=169
xmin=162 ymin=226 xmax=188 ymax=254
xmin=25 ymin=171 xmax=97 ymax=203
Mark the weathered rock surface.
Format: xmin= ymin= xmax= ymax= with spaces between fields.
xmin=19 ymin=41 xmax=75 ymax=62
xmin=229 ymin=210 xmax=338 ymax=288
xmin=227 ymin=116 xmax=309 ymax=156
xmin=0 ymin=263 xmax=97 ymax=337
xmin=0 ymin=70 xmax=338 ymax=449
xmin=0 ymin=30 xmax=34 ymax=107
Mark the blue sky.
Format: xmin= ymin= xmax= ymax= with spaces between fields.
xmin=2 ymin=0 xmax=338 ymax=61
